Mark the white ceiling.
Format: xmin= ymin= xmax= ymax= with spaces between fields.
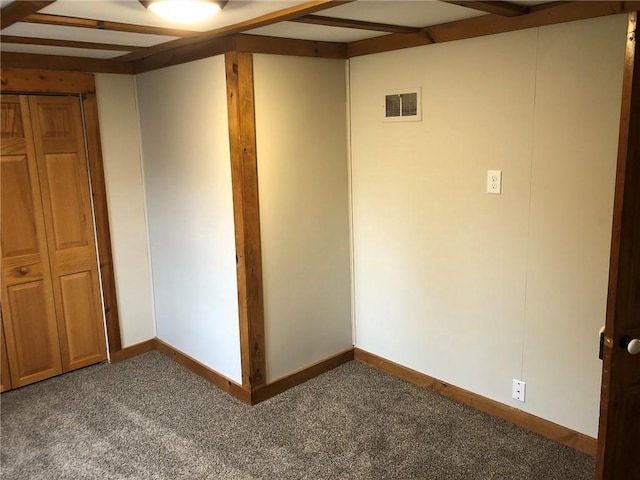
xmin=3 ymin=22 xmax=178 ymax=45
xmin=0 ymin=42 xmax=125 ymax=58
xmin=247 ymin=21 xmax=387 ymax=43
xmin=246 ymin=1 xmax=488 ymax=42
xmin=309 ymin=1 xmax=486 ymax=28
xmin=0 ymin=0 xmax=556 ymax=60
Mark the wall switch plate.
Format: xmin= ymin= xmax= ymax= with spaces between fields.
xmin=487 ymin=170 xmax=502 ymax=194
xmin=512 ymin=379 xmax=526 ymax=402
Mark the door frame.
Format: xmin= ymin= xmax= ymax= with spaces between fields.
xmin=595 ymin=11 xmax=639 ymax=478
xmin=1 ymin=68 xmax=122 ymax=353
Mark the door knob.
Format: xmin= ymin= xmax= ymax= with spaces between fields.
xmin=18 ymin=267 xmax=29 ymax=276
xmin=621 ymin=337 xmax=640 ymax=355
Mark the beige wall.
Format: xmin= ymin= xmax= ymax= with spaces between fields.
xmin=253 ymin=55 xmax=353 ymax=381
xmin=95 ymin=73 xmax=155 ymax=348
xmin=135 ymin=56 xmax=242 ymax=382
xmin=349 ymin=15 xmax=626 ymax=437
xmin=522 ymin=18 xmax=625 ymax=432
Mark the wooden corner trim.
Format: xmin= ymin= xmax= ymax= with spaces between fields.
xmin=225 ymin=51 xmax=267 ymax=391
xmin=354 ymin=348 xmax=597 ymax=457
xmin=155 ymin=339 xmax=252 ymax=405
xmin=109 ymin=338 xmax=158 ymax=363
xmin=251 ymin=348 xmax=355 ymax=404
xmin=82 ymin=93 xmax=122 ymax=353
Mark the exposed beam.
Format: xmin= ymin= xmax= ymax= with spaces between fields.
xmin=225 ymin=51 xmax=266 ymax=391
xmin=23 ymin=13 xmax=200 ymax=37
xmin=0 ymin=35 xmax=146 ymax=52
xmin=133 ymin=34 xmax=347 ymax=73
xmin=440 ymin=1 xmax=528 ymax=17
xmin=1 ymin=1 xmax=56 ymax=29
xmin=348 ymin=1 xmax=640 ymax=57
xmin=118 ymin=0 xmax=354 ymax=62
xmin=291 ymin=14 xmax=421 ymax=34
xmin=0 ymin=68 xmax=96 ymax=94
xmin=198 ymin=0 xmax=356 ymax=38
xmin=133 ymin=36 xmax=233 ymax=73
xmin=234 ymin=34 xmax=347 ymax=58
xmin=0 ymin=52 xmax=134 ymax=74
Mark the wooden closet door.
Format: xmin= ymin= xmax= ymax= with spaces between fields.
xmin=1 ymin=95 xmax=63 ymax=387
xmin=28 ymin=96 xmax=107 ymax=372
xmin=1 ymin=316 xmax=13 ymax=392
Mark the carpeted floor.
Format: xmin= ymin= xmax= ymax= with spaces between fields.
xmin=1 ymin=351 xmax=595 ymax=479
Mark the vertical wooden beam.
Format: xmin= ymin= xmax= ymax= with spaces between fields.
xmin=82 ymin=93 xmax=122 ymax=353
xmin=225 ymin=51 xmax=266 ymax=390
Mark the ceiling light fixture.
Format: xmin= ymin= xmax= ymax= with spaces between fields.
xmin=139 ymin=0 xmax=228 ymax=24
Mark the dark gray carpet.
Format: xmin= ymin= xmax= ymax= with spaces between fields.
xmin=1 ymin=351 xmax=594 ymax=479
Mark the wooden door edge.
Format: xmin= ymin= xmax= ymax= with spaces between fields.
xmin=595 ymin=11 xmax=638 ymax=479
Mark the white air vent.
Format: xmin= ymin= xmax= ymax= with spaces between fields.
xmin=384 ymin=88 xmax=421 ymax=122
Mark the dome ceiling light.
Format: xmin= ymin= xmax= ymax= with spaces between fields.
xmin=139 ymin=0 xmax=228 ymax=24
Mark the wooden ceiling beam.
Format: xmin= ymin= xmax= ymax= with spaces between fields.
xmin=132 ymin=34 xmax=347 ymax=73
xmin=1 ymin=1 xmax=56 ymax=29
xmin=23 ymin=13 xmax=200 ymax=38
xmin=291 ymin=15 xmax=421 ymax=34
xmin=440 ymin=1 xmax=528 ymax=17
xmin=0 ymin=35 xmax=146 ymax=52
xmin=132 ymin=36 xmax=234 ymax=73
xmin=234 ymin=34 xmax=348 ymax=58
xmin=0 ymin=52 xmax=134 ymax=74
xmin=348 ymin=1 xmax=640 ymax=57
xmin=118 ymin=0 xmax=355 ymax=62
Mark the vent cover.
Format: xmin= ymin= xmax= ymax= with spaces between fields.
xmin=384 ymin=88 xmax=421 ymax=122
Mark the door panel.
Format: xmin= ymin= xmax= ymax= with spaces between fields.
xmin=28 ymin=95 xmax=107 ymax=372
xmin=1 ymin=101 xmax=25 ymax=139
xmin=1 ymin=155 xmax=40 ymax=257
xmin=44 ymin=153 xmax=89 ymax=250
xmin=5 ymin=282 xmax=62 ymax=385
xmin=0 ymin=96 xmax=63 ymax=388
xmin=614 ymin=386 xmax=640 ymax=472
xmin=59 ymin=271 xmax=105 ymax=364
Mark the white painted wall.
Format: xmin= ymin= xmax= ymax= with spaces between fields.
xmin=95 ymin=74 xmax=155 ymax=348
xmin=135 ymin=56 xmax=241 ymax=383
xmin=253 ymin=55 xmax=352 ymax=381
xmin=349 ymin=15 xmax=626 ymax=437
xmin=522 ymin=18 xmax=625 ymax=434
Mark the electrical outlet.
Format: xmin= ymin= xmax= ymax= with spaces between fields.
xmin=487 ymin=170 xmax=502 ymax=194
xmin=512 ymin=379 xmax=526 ymax=402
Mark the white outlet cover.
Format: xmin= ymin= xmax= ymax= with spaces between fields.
xmin=512 ymin=379 xmax=526 ymax=402
xmin=487 ymin=170 xmax=502 ymax=194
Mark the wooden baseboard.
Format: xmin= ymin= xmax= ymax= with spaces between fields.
xmin=251 ymin=348 xmax=355 ymax=405
xmin=155 ymin=339 xmax=252 ymax=405
xmin=107 ymin=340 xmax=595 ymax=455
xmin=354 ymin=348 xmax=597 ymax=457
xmin=109 ymin=338 xmax=158 ymax=363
